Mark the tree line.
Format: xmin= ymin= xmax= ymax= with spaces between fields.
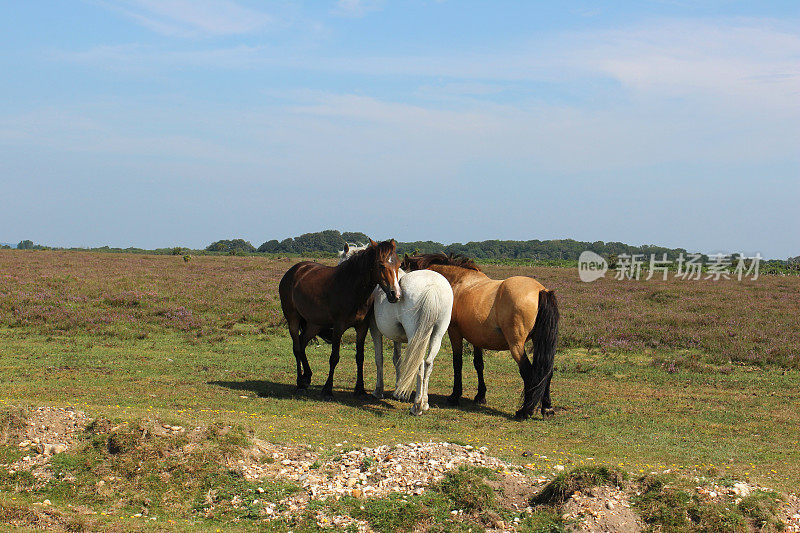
xmin=203 ymin=230 xmax=800 ymax=269
xmin=207 ymin=230 xmax=686 ymax=260
xmin=4 ymin=234 xmax=797 ymax=273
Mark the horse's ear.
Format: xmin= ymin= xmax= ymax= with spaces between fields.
xmin=343 ymin=243 xmax=349 ymax=254
xmin=369 ymin=238 xmax=377 ymax=247
xmin=390 ymin=239 xmax=397 ymax=249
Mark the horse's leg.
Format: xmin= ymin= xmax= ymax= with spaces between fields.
xmin=354 ymin=322 xmax=369 ymax=397
xmin=370 ymin=321 xmax=385 ymax=399
xmin=509 ymin=343 xmax=537 ymax=420
xmin=447 ymin=329 xmax=464 ymax=406
xmin=287 ymin=315 xmax=308 ymax=389
xmin=473 ymin=346 xmax=487 ymax=404
xmin=321 ymin=327 xmax=343 ymax=400
xmin=297 ymin=322 xmax=322 ymax=388
xmin=392 ymin=341 xmax=402 ymax=389
xmin=541 ymin=373 xmax=555 ymax=418
xmin=410 ymin=363 xmax=425 ymax=415
xmin=420 ymin=327 xmax=445 ymax=412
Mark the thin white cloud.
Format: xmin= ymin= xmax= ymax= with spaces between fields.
xmin=95 ymin=0 xmax=272 ymax=36
xmin=57 ymin=17 xmax=800 ymax=112
xmin=576 ymin=19 xmax=800 ymax=110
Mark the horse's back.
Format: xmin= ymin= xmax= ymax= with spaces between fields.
xmin=453 ymin=275 xmax=547 ymax=349
xmin=400 ymin=270 xmax=453 ymax=306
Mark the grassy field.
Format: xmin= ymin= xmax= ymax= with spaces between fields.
xmin=0 ymin=250 xmax=798 ymax=530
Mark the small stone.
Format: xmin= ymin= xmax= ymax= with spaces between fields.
xmin=606 ymin=501 xmax=615 ymax=510
xmin=733 ymin=483 xmax=751 ymax=497
xmin=351 ymin=489 xmax=362 ymax=498
xmin=42 ymin=500 xmax=51 ymax=506
xmin=554 ymin=464 xmax=565 ymax=472
xmin=257 ymin=487 xmax=265 ymax=493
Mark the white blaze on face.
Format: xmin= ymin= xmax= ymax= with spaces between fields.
xmin=388 ymin=256 xmax=402 ymax=299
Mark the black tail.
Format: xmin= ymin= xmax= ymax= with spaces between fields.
xmin=522 ymin=290 xmax=559 ymax=415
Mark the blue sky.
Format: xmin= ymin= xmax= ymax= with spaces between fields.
xmin=1 ymin=1 xmax=798 ymax=258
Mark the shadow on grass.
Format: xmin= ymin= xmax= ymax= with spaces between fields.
xmin=208 ymin=379 xmax=516 ymax=419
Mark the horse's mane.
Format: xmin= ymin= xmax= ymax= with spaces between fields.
xmin=405 ymin=252 xmax=482 ymax=272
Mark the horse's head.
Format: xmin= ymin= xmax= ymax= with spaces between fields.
xmin=370 ymin=239 xmax=402 ymax=303
xmin=338 ymin=242 xmax=368 ymax=264
xmin=400 ymin=253 xmax=416 ymax=271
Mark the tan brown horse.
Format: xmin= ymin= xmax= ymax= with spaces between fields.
xmin=279 ymin=239 xmax=402 ymax=398
xmin=401 ymin=253 xmax=559 ymax=420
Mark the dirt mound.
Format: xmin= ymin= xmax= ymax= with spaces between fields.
xmin=1 ymin=406 xmax=91 ymax=483
xmin=561 ymin=485 xmax=643 ymax=533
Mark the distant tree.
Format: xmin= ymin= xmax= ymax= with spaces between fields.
xmin=0 ymin=245 xmax=10 ymax=250
xmin=292 ymin=229 xmax=344 ymax=253
xmin=206 ymin=239 xmax=256 ymax=254
xmin=342 ymin=231 xmax=370 ymax=244
xmin=257 ymin=239 xmax=281 ymax=253
xmin=17 ymin=240 xmax=34 ymax=250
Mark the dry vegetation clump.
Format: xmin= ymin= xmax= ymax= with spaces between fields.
xmin=530 ymin=465 xmax=627 ymax=505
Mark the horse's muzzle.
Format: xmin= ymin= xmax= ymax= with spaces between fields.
xmin=386 ymin=290 xmax=399 ymax=303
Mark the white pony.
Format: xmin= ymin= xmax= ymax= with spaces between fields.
xmin=339 ymin=243 xmax=453 ymax=415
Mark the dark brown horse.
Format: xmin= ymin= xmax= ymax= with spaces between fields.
xmin=401 ymin=253 xmax=559 ymax=420
xmin=279 ymin=239 xmax=402 ymax=398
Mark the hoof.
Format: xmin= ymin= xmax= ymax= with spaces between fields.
xmin=542 ymin=407 xmax=555 ymax=419
xmin=446 ymin=395 xmax=461 ymax=407
xmin=473 ymin=394 xmax=486 ymax=405
xmin=410 ymin=405 xmax=424 ymax=416
xmin=372 ymin=390 xmax=384 ymax=400
xmin=514 ymin=409 xmax=531 ymax=421
xmin=321 ymin=390 xmax=334 ymax=401
xmin=297 ymin=382 xmax=309 ymax=391
xmin=353 ymin=388 xmax=369 ymax=398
